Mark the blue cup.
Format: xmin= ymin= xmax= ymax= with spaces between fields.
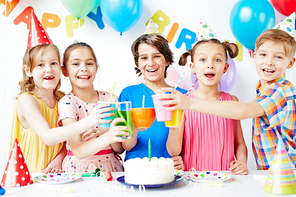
xmin=97 ymin=101 xmax=116 ymax=128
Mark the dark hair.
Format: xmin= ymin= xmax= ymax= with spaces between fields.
xmin=131 ymin=34 xmax=173 ymax=78
xmin=63 ymin=42 xmax=98 ymax=68
xmin=179 ymin=38 xmax=239 ymax=66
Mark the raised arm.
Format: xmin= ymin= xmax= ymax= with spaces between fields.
xmin=160 ymin=87 xmax=265 ymax=120
xmin=18 ymin=94 xmax=114 ymax=146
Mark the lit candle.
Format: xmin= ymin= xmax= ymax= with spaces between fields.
xmin=148 ymin=138 xmax=151 ymax=162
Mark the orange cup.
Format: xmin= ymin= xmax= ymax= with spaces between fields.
xmin=131 ymin=108 xmax=156 ymax=128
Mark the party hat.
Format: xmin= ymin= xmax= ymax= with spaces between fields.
xmin=196 ymin=16 xmax=217 ymax=42
xmin=27 ymin=9 xmax=52 ymax=49
xmin=264 ymin=138 xmax=296 ymax=194
xmin=144 ymin=19 xmax=159 ymax=34
xmin=273 ymin=12 xmax=295 ymax=37
xmin=1 ymin=139 xmax=33 ymax=187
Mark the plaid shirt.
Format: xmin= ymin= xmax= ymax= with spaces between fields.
xmin=252 ymin=75 xmax=296 ymax=170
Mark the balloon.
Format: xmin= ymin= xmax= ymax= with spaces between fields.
xmin=60 ymin=0 xmax=99 ymax=19
xmin=101 ymin=0 xmax=143 ymax=35
xmin=229 ymin=0 xmax=275 ymax=50
xmin=219 ymin=57 xmax=236 ymax=92
xmin=270 ymin=0 xmax=296 ymax=16
xmin=190 ymin=55 xmax=236 ymax=93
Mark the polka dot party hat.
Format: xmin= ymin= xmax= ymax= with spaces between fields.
xmin=273 ymin=12 xmax=295 ymax=37
xmin=196 ymin=16 xmax=217 ymax=42
xmin=1 ymin=139 xmax=33 ymax=187
xmin=27 ymin=8 xmax=52 ymax=49
xmin=144 ymin=19 xmax=159 ymax=34
xmin=264 ymin=138 xmax=296 ymax=194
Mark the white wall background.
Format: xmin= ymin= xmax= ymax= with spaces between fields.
xmin=0 ymin=0 xmax=294 ymax=173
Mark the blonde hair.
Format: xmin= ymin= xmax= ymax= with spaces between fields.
xmin=18 ymin=44 xmax=64 ymax=100
xmin=179 ymin=38 xmax=238 ymax=66
xmin=255 ymin=29 xmax=296 ymax=59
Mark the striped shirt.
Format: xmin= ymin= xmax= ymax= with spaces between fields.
xmin=252 ymin=75 xmax=296 ymax=170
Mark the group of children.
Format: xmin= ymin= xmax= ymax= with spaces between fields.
xmin=9 ymin=26 xmax=296 ymax=175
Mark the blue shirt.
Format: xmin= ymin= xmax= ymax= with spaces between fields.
xmin=119 ymin=83 xmax=187 ymax=161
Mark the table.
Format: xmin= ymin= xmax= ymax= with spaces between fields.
xmin=3 ymin=170 xmax=296 ymax=197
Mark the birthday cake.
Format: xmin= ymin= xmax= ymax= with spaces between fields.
xmin=124 ymin=157 xmax=174 ymax=185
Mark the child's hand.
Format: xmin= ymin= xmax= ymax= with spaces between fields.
xmin=171 ymin=156 xmax=184 ymax=170
xmin=83 ymin=127 xmax=109 ymax=141
xmin=106 ymin=118 xmax=130 ymax=143
xmin=89 ymin=103 xmax=115 ymax=126
xmin=159 ymin=87 xmax=190 ymax=111
xmin=40 ymin=159 xmax=63 ymax=174
xmin=229 ymin=160 xmax=248 ymax=175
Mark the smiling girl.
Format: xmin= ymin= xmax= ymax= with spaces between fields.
xmin=10 ymin=44 xmax=116 ymax=173
xmin=58 ymin=42 xmax=129 ymax=172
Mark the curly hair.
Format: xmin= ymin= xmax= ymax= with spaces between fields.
xmin=18 ymin=44 xmax=64 ymax=100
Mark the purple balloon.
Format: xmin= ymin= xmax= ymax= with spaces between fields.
xmin=190 ymin=55 xmax=236 ymax=92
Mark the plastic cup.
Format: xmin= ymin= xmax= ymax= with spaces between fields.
xmin=131 ymin=108 xmax=155 ymax=128
xmin=115 ymin=101 xmax=133 ymax=139
xmin=165 ymin=109 xmax=182 ymax=128
xmin=152 ymin=94 xmax=172 ymax=122
xmin=97 ymin=101 xmax=116 ymax=128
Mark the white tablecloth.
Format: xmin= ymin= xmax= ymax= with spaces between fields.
xmin=3 ymin=170 xmax=296 ymax=197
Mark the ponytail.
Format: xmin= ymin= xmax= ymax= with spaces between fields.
xmin=178 ymin=49 xmax=192 ymax=66
xmin=222 ymin=41 xmax=239 ymax=59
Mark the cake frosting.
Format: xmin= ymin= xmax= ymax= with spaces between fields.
xmin=124 ymin=157 xmax=174 ymax=185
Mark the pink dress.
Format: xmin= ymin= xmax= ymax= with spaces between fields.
xmin=58 ymin=91 xmax=124 ymax=173
xmin=183 ymin=92 xmax=236 ymax=171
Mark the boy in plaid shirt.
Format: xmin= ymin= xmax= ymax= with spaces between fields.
xmin=159 ymin=29 xmax=296 ymax=171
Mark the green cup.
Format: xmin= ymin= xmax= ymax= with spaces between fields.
xmin=115 ymin=101 xmax=133 ymax=139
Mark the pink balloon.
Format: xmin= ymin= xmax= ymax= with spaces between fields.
xmin=190 ymin=55 xmax=236 ymax=92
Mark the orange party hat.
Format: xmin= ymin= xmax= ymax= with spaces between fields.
xmin=27 ymin=9 xmax=52 ymax=49
xmin=144 ymin=19 xmax=159 ymax=34
xmin=1 ymin=139 xmax=33 ymax=187
xmin=264 ymin=138 xmax=296 ymax=194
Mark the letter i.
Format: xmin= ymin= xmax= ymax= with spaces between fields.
xmin=166 ymin=23 xmax=179 ymax=43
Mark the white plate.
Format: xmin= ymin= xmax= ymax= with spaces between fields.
xmin=34 ymin=173 xmax=81 ymax=184
xmin=186 ymin=171 xmax=232 ymax=182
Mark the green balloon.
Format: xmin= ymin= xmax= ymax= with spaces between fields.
xmin=60 ymin=0 xmax=99 ymax=19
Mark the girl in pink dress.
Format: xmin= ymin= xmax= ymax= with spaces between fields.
xmin=166 ymin=39 xmax=248 ymax=174
xmin=58 ymin=42 xmax=129 ymax=173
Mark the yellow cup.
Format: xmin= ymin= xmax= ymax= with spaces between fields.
xmin=165 ymin=109 xmax=182 ymax=128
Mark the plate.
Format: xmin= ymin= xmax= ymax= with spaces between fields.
xmin=186 ymin=171 xmax=232 ymax=182
xmin=34 ymin=173 xmax=81 ymax=184
xmin=116 ymin=175 xmax=183 ymax=188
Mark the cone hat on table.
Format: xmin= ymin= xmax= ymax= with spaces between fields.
xmin=1 ymin=139 xmax=33 ymax=187
xmin=196 ymin=16 xmax=217 ymax=42
xmin=27 ymin=9 xmax=52 ymax=49
xmin=264 ymin=138 xmax=296 ymax=194
xmin=273 ymin=12 xmax=295 ymax=38
xmin=144 ymin=19 xmax=159 ymax=34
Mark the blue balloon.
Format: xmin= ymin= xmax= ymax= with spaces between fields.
xmin=101 ymin=0 xmax=143 ymax=35
xmin=229 ymin=0 xmax=275 ymax=50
